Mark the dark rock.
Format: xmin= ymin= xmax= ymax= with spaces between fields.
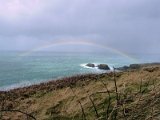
xmin=116 ymin=66 xmax=129 ymax=71
xmin=97 ymin=64 xmax=110 ymax=70
xmin=86 ymin=63 xmax=95 ymax=67
xmin=129 ymin=64 xmax=141 ymax=69
xmin=116 ymin=63 xmax=160 ymax=71
xmin=116 ymin=64 xmax=140 ymax=71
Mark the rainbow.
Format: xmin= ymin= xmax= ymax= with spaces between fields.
xmin=19 ymin=39 xmax=138 ymax=62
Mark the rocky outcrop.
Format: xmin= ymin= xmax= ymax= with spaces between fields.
xmin=129 ymin=64 xmax=141 ymax=69
xmin=116 ymin=66 xmax=129 ymax=71
xmin=97 ymin=64 xmax=110 ymax=70
xmin=116 ymin=63 xmax=160 ymax=71
xmin=116 ymin=64 xmax=141 ymax=71
xmin=86 ymin=63 xmax=95 ymax=67
xmin=86 ymin=63 xmax=110 ymax=70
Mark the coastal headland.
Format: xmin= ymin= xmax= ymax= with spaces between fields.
xmin=0 ymin=63 xmax=160 ymax=120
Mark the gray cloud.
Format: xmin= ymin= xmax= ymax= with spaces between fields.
xmin=0 ymin=0 xmax=160 ymax=53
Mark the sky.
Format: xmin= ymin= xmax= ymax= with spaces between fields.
xmin=0 ymin=0 xmax=160 ymax=53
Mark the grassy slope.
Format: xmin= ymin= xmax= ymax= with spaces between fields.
xmin=0 ymin=65 xmax=160 ymax=120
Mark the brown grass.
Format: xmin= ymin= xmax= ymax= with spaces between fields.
xmin=0 ymin=65 xmax=160 ymax=120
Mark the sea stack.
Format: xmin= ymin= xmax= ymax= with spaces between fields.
xmin=86 ymin=63 xmax=95 ymax=67
xmin=98 ymin=64 xmax=110 ymax=70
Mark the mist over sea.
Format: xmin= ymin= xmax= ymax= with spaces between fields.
xmin=0 ymin=51 xmax=159 ymax=91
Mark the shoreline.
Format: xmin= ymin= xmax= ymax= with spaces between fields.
xmin=0 ymin=72 xmax=113 ymax=102
xmin=0 ymin=63 xmax=111 ymax=91
xmin=0 ymin=62 xmax=160 ymax=119
xmin=0 ymin=72 xmax=107 ymax=92
xmin=0 ymin=62 xmax=160 ymax=93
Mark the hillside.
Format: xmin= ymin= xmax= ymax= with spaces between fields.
xmin=0 ymin=64 xmax=160 ymax=120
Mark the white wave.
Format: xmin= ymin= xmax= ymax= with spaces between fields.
xmin=108 ymin=65 xmax=114 ymax=71
xmin=80 ymin=63 xmax=99 ymax=70
xmin=80 ymin=63 xmax=113 ymax=72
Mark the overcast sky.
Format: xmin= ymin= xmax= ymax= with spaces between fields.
xmin=0 ymin=0 xmax=160 ymax=53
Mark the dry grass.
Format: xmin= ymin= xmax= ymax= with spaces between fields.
xmin=0 ymin=65 xmax=160 ymax=120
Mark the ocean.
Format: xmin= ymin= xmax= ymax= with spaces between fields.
xmin=0 ymin=51 xmax=159 ymax=91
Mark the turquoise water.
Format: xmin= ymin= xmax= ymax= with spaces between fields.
xmin=0 ymin=51 xmax=159 ymax=90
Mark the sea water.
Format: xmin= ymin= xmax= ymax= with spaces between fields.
xmin=0 ymin=51 xmax=159 ymax=90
